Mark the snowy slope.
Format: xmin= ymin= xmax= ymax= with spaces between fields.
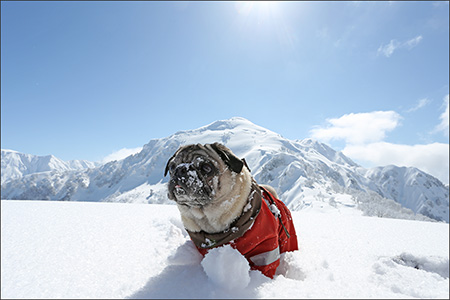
xmin=1 ymin=200 xmax=448 ymax=299
xmin=1 ymin=117 xmax=448 ymax=222
xmin=365 ymin=165 xmax=449 ymax=222
xmin=1 ymin=149 xmax=98 ymax=184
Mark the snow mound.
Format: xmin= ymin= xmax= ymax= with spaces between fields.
xmin=201 ymin=244 xmax=251 ymax=290
xmin=167 ymin=240 xmax=203 ymax=266
xmin=372 ymin=253 xmax=449 ymax=298
xmin=391 ymin=252 xmax=449 ymax=279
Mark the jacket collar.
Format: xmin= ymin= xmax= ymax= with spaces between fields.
xmin=186 ymin=181 xmax=262 ymax=249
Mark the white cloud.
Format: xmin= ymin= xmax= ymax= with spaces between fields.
xmin=310 ymin=109 xmax=449 ymax=184
xmin=433 ymin=94 xmax=449 ymax=135
xmin=310 ymin=111 xmax=401 ymax=145
xmin=377 ymin=35 xmax=423 ymax=58
xmin=406 ymin=98 xmax=431 ymax=113
xmin=404 ymin=35 xmax=423 ymax=49
xmin=343 ymin=142 xmax=449 ymax=184
xmin=101 ymin=147 xmax=143 ymax=163
xmin=377 ymin=39 xmax=400 ymax=58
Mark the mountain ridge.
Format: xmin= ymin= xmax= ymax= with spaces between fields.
xmin=1 ymin=117 xmax=448 ymax=222
xmin=1 ymin=149 xmax=99 ymax=185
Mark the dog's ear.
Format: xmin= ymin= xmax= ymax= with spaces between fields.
xmin=210 ymin=143 xmax=244 ymax=174
xmin=164 ymin=150 xmax=179 ymax=177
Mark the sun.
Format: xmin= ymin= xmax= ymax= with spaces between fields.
xmin=233 ymin=1 xmax=295 ymax=50
xmin=235 ymin=1 xmax=280 ymax=18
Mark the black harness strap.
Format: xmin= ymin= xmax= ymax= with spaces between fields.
xmin=259 ymin=186 xmax=291 ymax=239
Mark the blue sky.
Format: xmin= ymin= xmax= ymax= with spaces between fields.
xmin=1 ymin=1 xmax=449 ymax=183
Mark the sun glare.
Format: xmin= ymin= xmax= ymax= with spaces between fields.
xmin=233 ymin=1 xmax=296 ymax=50
xmin=235 ymin=1 xmax=280 ymax=18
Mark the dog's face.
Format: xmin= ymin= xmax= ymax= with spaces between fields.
xmin=164 ymin=143 xmax=245 ymax=208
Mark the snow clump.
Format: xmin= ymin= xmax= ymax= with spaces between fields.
xmin=201 ymin=244 xmax=251 ymax=290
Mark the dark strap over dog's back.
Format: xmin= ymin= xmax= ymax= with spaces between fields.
xmin=259 ymin=186 xmax=291 ymax=239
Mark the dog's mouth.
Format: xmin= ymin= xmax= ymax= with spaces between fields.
xmin=174 ymin=184 xmax=186 ymax=194
xmin=168 ymin=177 xmax=213 ymax=207
xmin=173 ymin=193 xmax=211 ymax=208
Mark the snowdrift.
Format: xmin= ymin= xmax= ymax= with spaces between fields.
xmin=1 ymin=200 xmax=448 ymax=299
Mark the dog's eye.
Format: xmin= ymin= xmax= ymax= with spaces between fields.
xmin=201 ymin=163 xmax=213 ymax=174
xmin=169 ymin=164 xmax=176 ymax=174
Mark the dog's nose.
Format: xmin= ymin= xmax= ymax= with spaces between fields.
xmin=175 ymin=165 xmax=189 ymax=180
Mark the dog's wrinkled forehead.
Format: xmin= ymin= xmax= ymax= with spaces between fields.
xmin=180 ymin=145 xmax=218 ymax=165
xmin=164 ymin=143 xmax=244 ymax=177
xmin=177 ymin=144 xmax=219 ymax=162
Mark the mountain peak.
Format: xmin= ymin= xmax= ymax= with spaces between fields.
xmin=163 ymin=117 xmax=282 ymax=151
xmin=200 ymin=117 xmax=265 ymax=132
xmin=297 ymin=138 xmax=359 ymax=168
xmin=1 ymin=149 xmax=20 ymax=154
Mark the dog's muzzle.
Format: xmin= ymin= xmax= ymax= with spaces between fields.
xmin=168 ymin=164 xmax=213 ymax=207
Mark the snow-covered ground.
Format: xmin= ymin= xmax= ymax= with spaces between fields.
xmin=1 ymin=199 xmax=448 ymax=299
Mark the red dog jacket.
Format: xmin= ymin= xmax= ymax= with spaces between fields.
xmin=187 ymin=183 xmax=298 ymax=278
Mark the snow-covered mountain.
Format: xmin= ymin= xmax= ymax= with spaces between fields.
xmin=364 ymin=166 xmax=449 ymax=223
xmin=1 ymin=117 xmax=449 ymax=222
xmin=1 ymin=149 xmax=98 ymax=184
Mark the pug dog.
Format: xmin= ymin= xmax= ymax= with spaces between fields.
xmin=165 ymin=142 xmax=254 ymax=233
xmin=164 ymin=142 xmax=298 ymax=278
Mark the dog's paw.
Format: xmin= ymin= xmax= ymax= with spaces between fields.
xmin=201 ymin=244 xmax=251 ymax=290
xmin=167 ymin=240 xmax=203 ymax=266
